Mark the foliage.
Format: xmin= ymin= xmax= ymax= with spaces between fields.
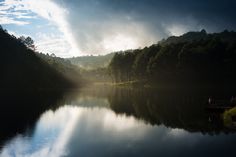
xmin=0 ymin=26 xmax=81 ymax=90
xmin=108 ymin=30 xmax=236 ymax=88
xmin=37 ymin=53 xmax=83 ymax=85
xmin=223 ymin=106 xmax=236 ymax=128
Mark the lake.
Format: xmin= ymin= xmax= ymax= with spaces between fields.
xmin=1 ymin=85 xmax=236 ymax=157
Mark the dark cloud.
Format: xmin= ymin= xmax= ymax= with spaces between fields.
xmin=56 ymin=0 xmax=236 ymax=54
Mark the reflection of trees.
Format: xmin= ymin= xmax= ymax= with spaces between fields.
xmin=0 ymin=90 xmax=73 ymax=145
xmin=108 ymin=87 xmax=236 ymax=134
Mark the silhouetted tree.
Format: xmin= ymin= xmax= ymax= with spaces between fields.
xmin=19 ymin=36 xmax=36 ymax=51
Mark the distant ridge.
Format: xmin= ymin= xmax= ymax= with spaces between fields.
xmin=67 ymin=53 xmax=115 ymax=69
xmin=159 ymin=29 xmax=236 ymax=45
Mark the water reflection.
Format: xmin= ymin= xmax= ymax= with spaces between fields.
xmin=0 ymin=106 xmax=149 ymax=157
xmin=107 ymin=87 xmax=236 ymax=134
xmin=1 ymin=86 xmax=236 ymax=157
xmin=0 ymin=90 xmax=73 ymax=145
xmin=2 ymin=105 xmax=236 ymax=157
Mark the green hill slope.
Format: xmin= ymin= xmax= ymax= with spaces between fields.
xmin=0 ymin=26 xmax=80 ymax=90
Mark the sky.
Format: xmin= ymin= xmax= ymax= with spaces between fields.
xmin=0 ymin=0 xmax=236 ymax=57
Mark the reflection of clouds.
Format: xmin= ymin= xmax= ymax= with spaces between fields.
xmin=168 ymin=128 xmax=187 ymax=137
xmin=0 ymin=105 xmax=153 ymax=157
xmin=0 ymin=106 xmax=80 ymax=157
xmin=103 ymin=111 xmax=143 ymax=132
xmin=0 ymin=106 xmax=199 ymax=157
xmin=1 ymin=105 xmax=222 ymax=157
xmin=80 ymin=107 xmax=151 ymax=138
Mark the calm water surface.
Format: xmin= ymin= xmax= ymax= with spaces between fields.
xmin=1 ymin=86 xmax=236 ymax=157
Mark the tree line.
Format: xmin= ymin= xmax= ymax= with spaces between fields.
xmin=108 ymin=30 xmax=236 ymax=88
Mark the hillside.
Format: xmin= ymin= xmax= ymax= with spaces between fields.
xmin=67 ymin=53 xmax=114 ymax=69
xmin=0 ymin=26 xmax=81 ymax=90
xmin=109 ymin=30 xmax=236 ymax=88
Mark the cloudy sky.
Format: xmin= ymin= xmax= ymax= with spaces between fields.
xmin=0 ymin=0 xmax=236 ymax=57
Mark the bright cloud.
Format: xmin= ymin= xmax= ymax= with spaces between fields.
xmin=103 ymin=34 xmax=139 ymax=52
xmin=0 ymin=0 xmax=33 ymax=25
xmin=0 ymin=16 xmax=29 ymax=25
xmin=1 ymin=0 xmax=235 ymax=57
xmin=35 ymin=32 xmax=72 ymax=57
xmin=0 ymin=0 xmax=159 ymax=56
xmin=0 ymin=0 xmax=79 ymax=57
xmin=16 ymin=0 xmax=80 ymax=56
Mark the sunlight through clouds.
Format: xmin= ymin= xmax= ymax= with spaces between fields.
xmin=1 ymin=0 xmax=235 ymax=57
xmin=36 ymin=32 xmax=72 ymax=57
xmin=102 ymin=34 xmax=139 ymax=52
xmin=19 ymin=0 xmax=80 ymax=56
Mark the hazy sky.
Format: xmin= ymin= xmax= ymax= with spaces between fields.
xmin=0 ymin=0 xmax=236 ymax=57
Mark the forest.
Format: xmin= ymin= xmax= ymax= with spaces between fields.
xmin=0 ymin=26 xmax=82 ymax=90
xmin=1 ymin=25 xmax=236 ymax=90
xmin=108 ymin=30 xmax=236 ymax=88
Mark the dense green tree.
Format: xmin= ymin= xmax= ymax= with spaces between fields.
xmin=133 ymin=45 xmax=159 ymax=79
xmin=108 ymin=30 xmax=236 ymax=88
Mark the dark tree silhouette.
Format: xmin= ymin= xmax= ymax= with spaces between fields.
xmin=0 ymin=25 xmax=82 ymax=90
xmin=108 ymin=30 xmax=236 ymax=88
xmin=19 ymin=36 xmax=36 ymax=51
